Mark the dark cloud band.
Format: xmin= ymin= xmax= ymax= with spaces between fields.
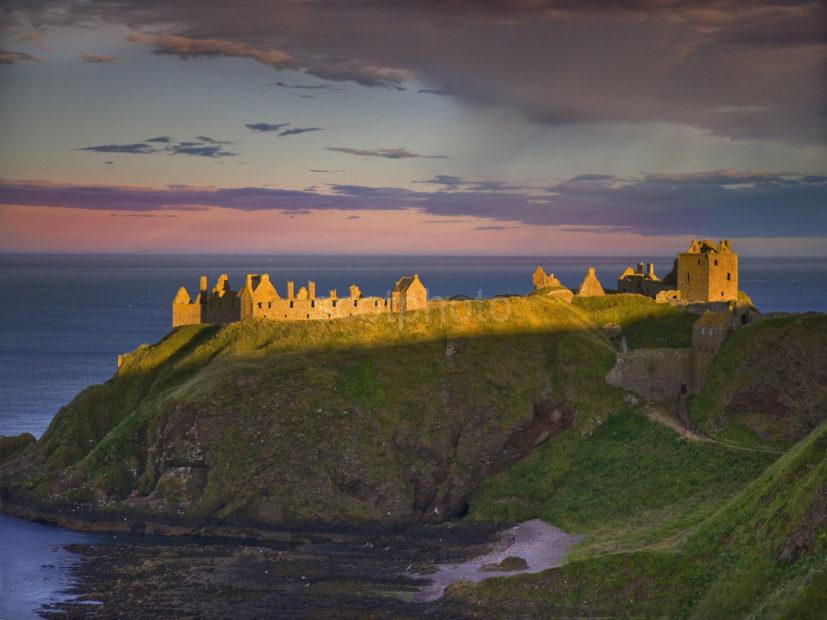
xmin=1 ymin=170 xmax=824 ymax=237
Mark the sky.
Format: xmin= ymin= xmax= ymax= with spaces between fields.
xmin=0 ymin=0 xmax=825 ymax=255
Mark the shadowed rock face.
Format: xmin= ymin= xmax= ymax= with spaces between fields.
xmin=696 ymin=314 xmax=827 ymax=446
xmin=0 ymin=298 xmax=597 ymax=535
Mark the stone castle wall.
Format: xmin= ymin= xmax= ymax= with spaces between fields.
xmin=249 ymin=295 xmax=389 ymax=321
xmin=172 ymin=273 xmax=427 ymax=328
xmin=691 ymin=312 xmax=735 ymax=393
xmin=606 ymin=348 xmax=692 ymax=401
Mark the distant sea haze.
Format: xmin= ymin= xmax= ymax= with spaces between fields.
xmin=1 ymin=254 xmax=825 ymax=438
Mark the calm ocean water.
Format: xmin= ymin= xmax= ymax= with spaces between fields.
xmin=0 ymin=253 xmax=825 ymax=617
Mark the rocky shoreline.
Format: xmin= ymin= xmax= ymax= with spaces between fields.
xmin=35 ymin=522 xmax=497 ymax=618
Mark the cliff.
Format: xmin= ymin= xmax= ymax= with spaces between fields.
xmin=0 ymin=296 xmax=630 ymax=534
xmin=689 ymin=313 xmax=827 ymax=448
xmin=1 ymin=297 xmax=824 ymax=616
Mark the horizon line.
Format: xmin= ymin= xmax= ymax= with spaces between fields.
xmin=2 ymin=251 xmax=826 ymax=259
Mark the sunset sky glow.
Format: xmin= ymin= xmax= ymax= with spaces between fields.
xmin=0 ymin=1 xmax=825 ymax=255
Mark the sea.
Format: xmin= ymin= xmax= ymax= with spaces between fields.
xmin=1 ymin=254 xmax=825 ymax=617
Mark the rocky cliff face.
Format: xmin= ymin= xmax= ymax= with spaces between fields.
xmin=0 ymin=297 xmax=616 ymax=535
xmin=690 ymin=314 xmax=827 ymax=447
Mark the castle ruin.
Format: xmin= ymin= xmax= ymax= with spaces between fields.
xmin=531 ymin=240 xmax=751 ymax=407
xmin=617 ymin=239 xmax=738 ymax=303
xmin=172 ymin=273 xmax=427 ymax=327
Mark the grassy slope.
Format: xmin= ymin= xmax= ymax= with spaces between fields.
xmin=690 ymin=314 xmax=827 ymax=449
xmin=1 ymin=296 xmax=631 ymax=528
xmin=448 ymin=420 xmax=826 ymax=618
xmin=573 ymin=294 xmax=698 ymax=348
xmin=468 ymin=412 xmax=774 ymax=553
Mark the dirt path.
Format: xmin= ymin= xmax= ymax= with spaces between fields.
xmin=412 ymin=519 xmax=582 ymax=602
xmin=640 ymin=402 xmax=712 ymax=442
xmin=639 ymin=403 xmax=783 ymax=454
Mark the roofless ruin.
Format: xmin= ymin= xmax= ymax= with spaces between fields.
xmin=172 ymin=273 xmax=427 ymax=327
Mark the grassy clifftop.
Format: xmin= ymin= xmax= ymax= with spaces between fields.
xmin=1 ymin=296 xmax=632 ymax=531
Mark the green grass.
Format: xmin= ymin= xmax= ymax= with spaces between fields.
xmin=338 ymin=359 xmax=386 ymax=412
xmin=452 ymin=419 xmax=827 ymax=618
xmin=446 ymin=550 xmax=705 ymax=618
xmin=572 ymin=294 xmax=698 ymax=348
xmin=468 ymin=412 xmax=774 ymax=540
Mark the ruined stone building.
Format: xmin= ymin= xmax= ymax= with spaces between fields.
xmin=616 ymin=239 xmax=739 ymax=303
xmin=532 ymin=266 xmax=563 ymax=290
xmin=677 ymin=239 xmax=738 ymax=302
xmin=616 ymin=262 xmax=674 ymax=298
xmin=606 ymin=310 xmax=737 ymax=403
xmin=576 ymin=267 xmax=606 ymax=297
xmin=390 ymin=275 xmax=428 ymax=313
xmin=172 ymin=273 xmax=427 ymax=327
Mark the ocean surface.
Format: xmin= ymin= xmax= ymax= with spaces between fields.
xmin=0 ymin=253 xmax=825 ymax=617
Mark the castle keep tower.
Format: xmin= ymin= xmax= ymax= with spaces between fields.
xmin=676 ymin=240 xmax=738 ymax=302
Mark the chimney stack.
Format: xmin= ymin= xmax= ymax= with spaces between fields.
xmin=200 ymin=275 xmax=208 ymax=292
xmin=287 ymin=281 xmax=295 ymax=299
xmin=647 ymin=263 xmax=655 ymax=277
xmin=308 ymin=281 xmax=316 ymax=300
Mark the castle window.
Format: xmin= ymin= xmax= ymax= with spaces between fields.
xmin=714 ymin=259 xmax=718 ymax=266
xmin=353 ymin=300 xmax=358 ymax=307
xmin=289 ymin=301 xmax=294 ymax=308
xmin=332 ymin=300 xmax=337 ymax=308
xmin=268 ymin=302 xmax=272 ymax=309
xmin=697 ymin=259 xmax=701 ymax=266
xmin=375 ymin=301 xmax=379 ymax=307
xmin=257 ymin=302 xmax=262 ymax=309
xmin=686 ymin=274 xmax=690 ymax=282
xmin=306 ymin=314 xmax=310 ymax=319
xmin=311 ymin=300 xmax=315 ymax=308
xmin=727 ymin=273 xmax=731 ymax=281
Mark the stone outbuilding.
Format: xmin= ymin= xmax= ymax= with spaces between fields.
xmin=576 ymin=267 xmax=606 ymax=297
xmin=390 ymin=274 xmax=428 ymax=313
xmin=532 ymin=266 xmax=563 ymax=290
xmin=617 ymin=262 xmax=673 ymax=298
